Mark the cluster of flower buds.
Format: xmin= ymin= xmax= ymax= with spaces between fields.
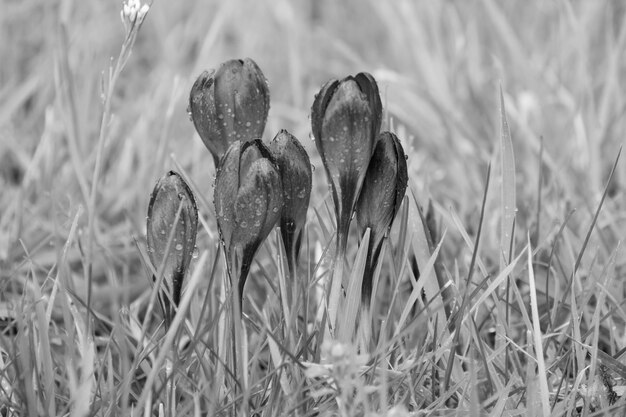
xmin=187 ymin=58 xmax=311 ymax=307
xmin=312 ymin=72 xmax=408 ymax=311
xmin=311 ymin=73 xmax=382 ymax=260
xmin=147 ymin=57 xmax=408 ymax=325
xmin=213 ymin=139 xmax=284 ymax=307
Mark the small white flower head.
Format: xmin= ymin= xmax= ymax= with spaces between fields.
xmin=120 ymin=0 xmax=150 ymax=32
xmin=321 ymin=340 xmax=349 ymax=361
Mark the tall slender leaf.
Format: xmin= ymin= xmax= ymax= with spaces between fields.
xmin=499 ymin=87 xmax=516 ymax=274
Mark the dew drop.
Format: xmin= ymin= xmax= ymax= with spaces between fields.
xmin=192 ymin=247 xmax=199 ymax=259
xmin=245 ymin=121 xmax=251 ymax=127
xmin=175 ymin=243 xmax=183 ymax=251
xmin=240 ymin=220 xmax=248 ymax=228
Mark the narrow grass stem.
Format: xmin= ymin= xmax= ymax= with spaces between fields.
xmin=327 ymin=237 xmax=347 ymax=336
xmin=165 ymin=350 xmax=174 ymax=417
xmin=229 ymin=248 xmax=248 ymax=411
xmin=359 ymin=305 xmax=372 ymax=353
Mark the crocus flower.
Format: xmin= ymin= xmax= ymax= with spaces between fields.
xmin=214 ymin=139 xmax=283 ymax=307
xmin=189 ymin=58 xmax=270 ymax=167
xmin=355 ymin=132 xmax=408 ymax=306
xmin=311 ymin=72 xmax=382 ymax=326
xmin=146 ymin=171 xmax=199 ymax=324
xmin=268 ymin=129 xmax=312 ymax=277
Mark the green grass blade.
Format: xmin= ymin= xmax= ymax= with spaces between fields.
xmin=499 ymin=87 xmax=516 ymax=275
xmin=338 ymin=227 xmax=369 ymax=344
xmin=408 ymin=184 xmax=448 ymax=341
xmin=527 ymin=233 xmax=551 ymax=417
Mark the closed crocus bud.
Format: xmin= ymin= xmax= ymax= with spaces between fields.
xmin=189 ymin=58 xmax=270 ymax=167
xmin=146 ymin=171 xmax=199 ymax=324
xmin=269 ymin=129 xmax=312 ymax=277
xmin=311 ymin=72 xmax=382 ymax=257
xmin=214 ymin=139 xmax=283 ymax=306
xmin=356 ymin=132 xmax=408 ymax=305
xmin=312 ymin=72 xmax=383 ymax=327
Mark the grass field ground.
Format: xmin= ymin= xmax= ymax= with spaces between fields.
xmin=2 ymin=0 xmax=626 ymax=415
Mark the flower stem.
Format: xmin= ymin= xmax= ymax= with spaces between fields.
xmin=327 ymin=236 xmax=347 ymax=335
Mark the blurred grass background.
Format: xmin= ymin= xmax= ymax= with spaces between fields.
xmin=1 ymin=0 xmax=626 ymax=322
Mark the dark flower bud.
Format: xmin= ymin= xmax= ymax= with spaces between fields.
xmin=189 ymin=58 xmax=270 ymax=167
xmin=214 ymin=139 xmax=283 ymax=306
xmin=355 ymin=132 xmax=408 ymax=305
xmin=268 ymin=129 xmax=312 ymax=276
xmin=146 ymin=171 xmax=199 ymax=323
xmin=311 ymin=72 xmax=382 ymax=256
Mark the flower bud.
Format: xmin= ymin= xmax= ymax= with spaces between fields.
xmin=268 ymin=129 xmax=312 ymax=275
xmin=214 ymin=140 xmax=283 ymax=304
xmin=189 ymin=58 xmax=270 ymax=166
xmin=311 ymin=72 xmax=382 ymax=255
xmin=355 ymin=132 xmax=408 ymax=305
xmin=146 ymin=171 xmax=199 ymax=323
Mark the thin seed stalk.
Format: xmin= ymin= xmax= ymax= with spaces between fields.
xmin=86 ymin=29 xmax=141 ymax=335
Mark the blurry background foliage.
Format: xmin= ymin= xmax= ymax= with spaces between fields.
xmin=1 ymin=0 xmax=626 ymax=297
